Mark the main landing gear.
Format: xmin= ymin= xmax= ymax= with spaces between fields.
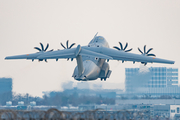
xmin=100 ymin=78 xmax=106 ymax=81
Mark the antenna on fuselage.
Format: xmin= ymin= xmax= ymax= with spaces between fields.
xmin=94 ymin=32 xmax=98 ymax=38
xmin=92 ymin=32 xmax=98 ymax=42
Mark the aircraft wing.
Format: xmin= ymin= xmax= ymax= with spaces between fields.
xmin=5 ymin=52 xmax=45 ymax=60
xmin=37 ymin=45 xmax=113 ymax=60
xmin=5 ymin=45 xmax=113 ymax=61
xmin=5 ymin=45 xmax=174 ymax=64
xmin=37 ymin=45 xmax=174 ymax=64
xmin=96 ymin=47 xmax=174 ymax=64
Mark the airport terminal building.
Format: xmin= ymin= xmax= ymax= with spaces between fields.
xmin=125 ymin=67 xmax=179 ymax=96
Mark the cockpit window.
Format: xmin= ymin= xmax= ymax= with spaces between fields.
xmin=93 ymin=36 xmax=104 ymax=43
xmin=88 ymin=36 xmax=109 ymax=48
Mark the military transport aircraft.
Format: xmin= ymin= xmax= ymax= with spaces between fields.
xmin=5 ymin=33 xmax=175 ymax=81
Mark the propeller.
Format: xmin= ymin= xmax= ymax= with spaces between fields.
xmin=60 ymin=40 xmax=76 ymax=61
xmin=113 ymin=42 xmax=133 ymax=63
xmin=60 ymin=40 xmax=76 ymax=49
xmin=138 ymin=45 xmax=156 ymax=65
xmin=34 ymin=43 xmax=53 ymax=52
xmin=34 ymin=43 xmax=53 ymax=62
xmin=113 ymin=42 xmax=133 ymax=52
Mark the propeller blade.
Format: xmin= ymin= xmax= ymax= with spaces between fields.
xmin=40 ymin=43 xmax=44 ymax=51
xmin=119 ymin=42 xmax=123 ymax=50
xmin=138 ymin=48 xmax=144 ymax=54
xmin=113 ymin=46 xmax=120 ymax=51
xmin=69 ymin=43 xmax=76 ymax=49
xmin=125 ymin=48 xmax=133 ymax=52
xmin=34 ymin=47 xmax=42 ymax=52
xmin=123 ymin=43 xmax=128 ymax=50
xmin=47 ymin=49 xmax=53 ymax=52
xmin=44 ymin=43 xmax=49 ymax=51
xmin=146 ymin=48 xmax=153 ymax=54
xmin=144 ymin=45 xmax=146 ymax=54
xmin=66 ymin=40 xmax=69 ymax=49
xmin=147 ymin=54 xmax=156 ymax=57
xmin=60 ymin=43 xmax=66 ymax=49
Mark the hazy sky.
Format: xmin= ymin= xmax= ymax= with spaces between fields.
xmin=0 ymin=0 xmax=180 ymax=97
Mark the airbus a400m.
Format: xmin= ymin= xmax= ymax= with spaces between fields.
xmin=5 ymin=33 xmax=175 ymax=81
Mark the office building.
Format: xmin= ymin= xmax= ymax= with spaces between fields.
xmin=0 ymin=78 xmax=12 ymax=94
xmin=125 ymin=67 xmax=179 ymax=96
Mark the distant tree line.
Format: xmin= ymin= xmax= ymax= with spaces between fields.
xmin=40 ymin=91 xmax=115 ymax=107
xmin=0 ymin=91 xmax=115 ymax=106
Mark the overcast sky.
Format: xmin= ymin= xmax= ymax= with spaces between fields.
xmin=0 ymin=0 xmax=180 ymax=97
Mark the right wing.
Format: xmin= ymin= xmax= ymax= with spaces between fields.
xmin=5 ymin=45 xmax=112 ymax=61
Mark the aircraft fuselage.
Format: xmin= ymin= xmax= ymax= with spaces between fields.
xmin=72 ymin=36 xmax=111 ymax=81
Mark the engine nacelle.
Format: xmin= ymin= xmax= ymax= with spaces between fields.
xmin=98 ymin=62 xmax=112 ymax=81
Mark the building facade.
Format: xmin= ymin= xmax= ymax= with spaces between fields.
xmin=0 ymin=78 xmax=12 ymax=105
xmin=0 ymin=78 xmax=12 ymax=94
xmin=125 ymin=67 xmax=179 ymax=96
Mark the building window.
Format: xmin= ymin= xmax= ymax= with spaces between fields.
xmin=171 ymin=110 xmax=175 ymax=113
xmin=177 ymin=107 xmax=179 ymax=113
